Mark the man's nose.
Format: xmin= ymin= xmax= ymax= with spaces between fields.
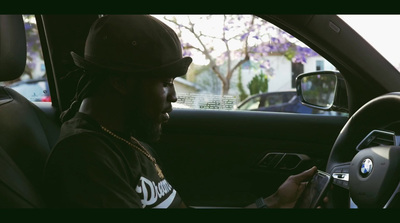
xmin=168 ymin=86 xmax=177 ymax=103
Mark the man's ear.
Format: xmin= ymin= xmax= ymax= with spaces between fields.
xmin=109 ymin=76 xmax=131 ymax=95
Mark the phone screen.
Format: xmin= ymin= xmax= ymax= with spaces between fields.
xmin=294 ymin=170 xmax=332 ymax=208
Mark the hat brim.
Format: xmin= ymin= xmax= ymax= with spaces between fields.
xmin=71 ymin=51 xmax=192 ymax=78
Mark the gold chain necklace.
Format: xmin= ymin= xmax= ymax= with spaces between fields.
xmin=100 ymin=125 xmax=164 ymax=179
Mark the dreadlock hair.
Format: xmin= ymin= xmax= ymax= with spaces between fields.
xmin=59 ymin=68 xmax=110 ymax=123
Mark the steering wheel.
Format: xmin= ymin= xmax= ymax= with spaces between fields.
xmin=326 ymin=92 xmax=400 ymax=208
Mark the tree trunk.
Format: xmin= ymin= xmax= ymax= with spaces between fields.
xmin=222 ymin=81 xmax=230 ymax=95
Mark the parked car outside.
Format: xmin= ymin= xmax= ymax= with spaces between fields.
xmin=8 ymin=77 xmax=51 ymax=102
xmin=236 ymin=90 xmax=342 ymax=115
xmin=237 ymin=91 xmax=296 ymax=111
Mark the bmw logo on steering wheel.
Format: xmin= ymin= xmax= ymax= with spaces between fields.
xmin=360 ymin=158 xmax=373 ymax=177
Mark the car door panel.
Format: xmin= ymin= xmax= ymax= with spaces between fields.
xmin=154 ymin=109 xmax=347 ymax=207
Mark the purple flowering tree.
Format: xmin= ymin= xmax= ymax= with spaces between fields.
xmin=161 ymin=15 xmax=318 ymax=95
xmin=23 ymin=15 xmax=43 ymax=80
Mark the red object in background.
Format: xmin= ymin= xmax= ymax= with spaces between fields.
xmin=41 ymin=96 xmax=51 ymax=102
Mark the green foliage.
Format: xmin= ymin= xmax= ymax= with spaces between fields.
xmin=283 ymin=45 xmax=296 ymax=61
xmin=248 ymin=73 xmax=268 ymax=95
xmin=236 ymin=66 xmax=249 ymax=101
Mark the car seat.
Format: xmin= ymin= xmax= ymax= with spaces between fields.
xmin=0 ymin=15 xmax=60 ymax=207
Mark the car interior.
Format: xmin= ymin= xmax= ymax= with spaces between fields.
xmin=2 ymin=14 xmax=400 ymax=209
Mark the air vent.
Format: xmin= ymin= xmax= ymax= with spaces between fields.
xmin=356 ymin=130 xmax=398 ymax=151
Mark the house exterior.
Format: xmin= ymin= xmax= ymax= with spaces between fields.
xmin=174 ymin=77 xmax=202 ymax=94
xmin=265 ymin=55 xmax=336 ymax=92
xmin=206 ymin=54 xmax=337 ymax=96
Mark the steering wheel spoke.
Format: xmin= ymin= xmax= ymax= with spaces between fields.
xmin=383 ymin=182 xmax=400 ymax=208
xmin=330 ymin=163 xmax=350 ymax=189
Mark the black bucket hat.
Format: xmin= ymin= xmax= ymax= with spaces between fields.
xmin=71 ymin=15 xmax=192 ymax=78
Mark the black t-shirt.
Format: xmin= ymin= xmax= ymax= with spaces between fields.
xmin=43 ymin=112 xmax=183 ymax=208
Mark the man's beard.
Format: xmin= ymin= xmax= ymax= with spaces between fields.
xmin=128 ymin=111 xmax=162 ymax=144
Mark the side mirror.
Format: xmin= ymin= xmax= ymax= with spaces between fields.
xmin=296 ymin=71 xmax=348 ymax=112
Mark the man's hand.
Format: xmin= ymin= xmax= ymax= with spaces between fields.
xmin=265 ymin=166 xmax=317 ymax=208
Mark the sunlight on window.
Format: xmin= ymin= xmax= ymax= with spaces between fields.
xmin=339 ymin=15 xmax=400 ymax=71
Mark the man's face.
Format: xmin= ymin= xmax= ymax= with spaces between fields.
xmin=125 ymin=76 xmax=177 ymax=143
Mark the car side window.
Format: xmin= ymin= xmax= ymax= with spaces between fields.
xmin=153 ymin=14 xmax=347 ymax=116
xmin=0 ymin=15 xmax=50 ymax=102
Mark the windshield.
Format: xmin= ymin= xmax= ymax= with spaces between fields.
xmin=339 ymin=14 xmax=400 ymax=71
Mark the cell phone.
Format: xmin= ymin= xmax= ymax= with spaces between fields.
xmin=294 ymin=170 xmax=332 ymax=208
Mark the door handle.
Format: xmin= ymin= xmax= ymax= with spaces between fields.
xmin=258 ymin=153 xmax=310 ymax=170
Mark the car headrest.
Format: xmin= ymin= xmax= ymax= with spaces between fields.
xmin=0 ymin=15 xmax=26 ymax=81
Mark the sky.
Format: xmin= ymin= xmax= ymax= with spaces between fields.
xmin=339 ymin=14 xmax=400 ymax=70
